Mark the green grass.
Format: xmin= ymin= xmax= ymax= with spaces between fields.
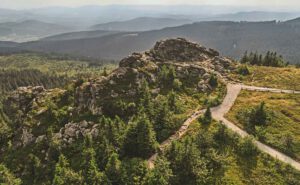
xmin=230 ymin=65 xmax=300 ymax=90
xmin=226 ymin=90 xmax=300 ymax=161
xmin=184 ymin=120 xmax=300 ymax=184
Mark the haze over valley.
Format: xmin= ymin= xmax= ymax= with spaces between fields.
xmin=1 ymin=1 xmax=300 ymax=184
xmin=1 ymin=5 xmax=300 ymax=64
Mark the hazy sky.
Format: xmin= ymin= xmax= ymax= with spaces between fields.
xmin=1 ymin=0 xmax=300 ymax=9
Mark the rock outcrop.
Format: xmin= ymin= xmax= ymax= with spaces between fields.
xmin=4 ymin=86 xmax=45 ymax=121
xmin=75 ymin=38 xmax=236 ymax=115
xmin=3 ymin=86 xmax=66 ymax=148
xmin=3 ymin=38 xmax=237 ymax=149
xmin=53 ymin=121 xmax=99 ymax=147
xmin=149 ymin=38 xmax=219 ymax=62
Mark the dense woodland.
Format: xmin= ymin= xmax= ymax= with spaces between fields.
xmin=1 ymin=52 xmax=300 ymax=185
xmin=240 ymin=51 xmax=288 ymax=67
xmin=0 ymin=53 xmax=225 ymax=184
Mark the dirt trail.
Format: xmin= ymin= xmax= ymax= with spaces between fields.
xmin=148 ymin=109 xmax=205 ymax=169
xmin=148 ymin=83 xmax=300 ymax=171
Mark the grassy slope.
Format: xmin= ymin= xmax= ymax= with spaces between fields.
xmin=226 ymin=90 xmax=300 ymax=161
xmin=230 ymin=65 xmax=300 ymax=90
xmin=185 ymin=121 xmax=300 ymax=185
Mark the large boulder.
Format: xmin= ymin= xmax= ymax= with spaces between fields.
xmin=150 ymin=38 xmax=219 ymax=62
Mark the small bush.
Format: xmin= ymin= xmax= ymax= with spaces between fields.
xmin=199 ymin=106 xmax=212 ymax=124
xmin=237 ymin=65 xmax=250 ymax=76
xmin=238 ymin=136 xmax=258 ymax=157
xmin=208 ymin=74 xmax=218 ymax=88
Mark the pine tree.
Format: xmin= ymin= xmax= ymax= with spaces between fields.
xmin=139 ymin=79 xmax=154 ymax=117
xmin=208 ymin=74 xmax=218 ymax=88
xmin=145 ymin=157 xmax=173 ymax=185
xmin=246 ymin=102 xmax=267 ymax=132
xmin=250 ymin=102 xmax=267 ymax=126
xmin=159 ymin=65 xmax=169 ymax=82
xmin=201 ymin=106 xmax=212 ymax=124
xmin=240 ymin=51 xmax=249 ymax=64
xmin=105 ymin=153 xmax=121 ymax=185
xmin=166 ymin=137 xmax=211 ymax=184
xmin=167 ymin=90 xmax=177 ymax=112
xmin=52 ymin=155 xmax=83 ymax=185
xmin=167 ymin=66 xmax=176 ymax=82
xmin=123 ymin=113 xmax=158 ymax=158
xmin=153 ymin=99 xmax=173 ymax=142
xmin=237 ymin=65 xmax=250 ymax=76
xmin=0 ymin=164 xmax=21 ymax=185
xmin=28 ymin=154 xmax=42 ymax=184
xmin=172 ymin=78 xmax=182 ymax=91
xmin=83 ymin=148 xmax=109 ymax=185
xmin=238 ymin=137 xmax=258 ymax=157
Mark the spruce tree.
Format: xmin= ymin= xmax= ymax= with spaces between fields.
xmin=83 ymin=148 xmax=109 ymax=185
xmin=145 ymin=157 xmax=173 ymax=185
xmin=105 ymin=153 xmax=121 ymax=185
xmin=52 ymin=155 xmax=83 ymax=185
xmin=201 ymin=106 xmax=212 ymax=124
xmin=208 ymin=74 xmax=218 ymax=88
xmin=250 ymin=102 xmax=267 ymax=126
xmin=0 ymin=164 xmax=21 ymax=185
xmin=123 ymin=113 xmax=158 ymax=158
xmin=240 ymin=51 xmax=249 ymax=64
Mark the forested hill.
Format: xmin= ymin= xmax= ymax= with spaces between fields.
xmin=4 ymin=19 xmax=300 ymax=63
xmin=1 ymin=38 xmax=300 ymax=184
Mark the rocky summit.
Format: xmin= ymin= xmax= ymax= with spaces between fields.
xmin=3 ymin=38 xmax=236 ymax=149
xmin=76 ymin=38 xmax=236 ymax=115
xmin=150 ymin=38 xmax=220 ymax=62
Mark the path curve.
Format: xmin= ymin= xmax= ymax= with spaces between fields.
xmin=212 ymin=84 xmax=300 ymax=171
xmin=148 ymin=109 xmax=205 ymax=169
xmin=148 ymin=83 xmax=300 ymax=171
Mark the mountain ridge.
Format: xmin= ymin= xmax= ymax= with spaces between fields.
xmin=90 ymin=17 xmax=193 ymax=31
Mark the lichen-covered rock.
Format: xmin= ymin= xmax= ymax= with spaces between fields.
xmin=3 ymin=86 xmax=65 ymax=123
xmin=197 ymin=80 xmax=212 ymax=92
xmin=150 ymin=38 xmax=219 ymax=62
xmin=53 ymin=121 xmax=99 ymax=146
xmin=3 ymin=86 xmax=68 ymax=149
xmin=3 ymin=86 xmax=45 ymax=119
xmin=74 ymin=38 xmax=236 ymax=115
xmin=75 ymin=67 xmax=142 ymax=114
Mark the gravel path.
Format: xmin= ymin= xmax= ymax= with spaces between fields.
xmin=212 ymin=84 xmax=300 ymax=171
xmin=148 ymin=83 xmax=300 ymax=171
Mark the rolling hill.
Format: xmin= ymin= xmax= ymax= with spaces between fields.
xmin=40 ymin=30 xmax=121 ymax=41
xmin=90 ymin=17 xmax=193 ymax=31
xmin=0 ymin=20 xmax=72 ymax=42
xmin=4 ymin=19 xmax=297 ymax=63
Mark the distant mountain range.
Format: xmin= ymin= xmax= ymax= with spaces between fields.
xmin=0 ymin=20 xmax=72 ymax=42
xmin=1 ymin=6 xmax=300 ymax=43
xmin=1 ymin=6 xmax=300 ymax=27
xmin=1 ymin=18 xmax=298 ymax=64
xmin=41 ymin=30 xmax=120 ymax=41
xmin=90 ymin=17 xmax=193 ymax=31
xmin=1 ymin=8 xmax=300 ymax=64
xmin=200 ymin=11 xmax=300 ymax=22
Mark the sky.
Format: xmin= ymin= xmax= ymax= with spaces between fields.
xmin=1 ymin=0 xmax=300 ymax=9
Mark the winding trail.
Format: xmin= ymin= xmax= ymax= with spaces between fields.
xmin=148 ymin=83 xmax=300 ymax=171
